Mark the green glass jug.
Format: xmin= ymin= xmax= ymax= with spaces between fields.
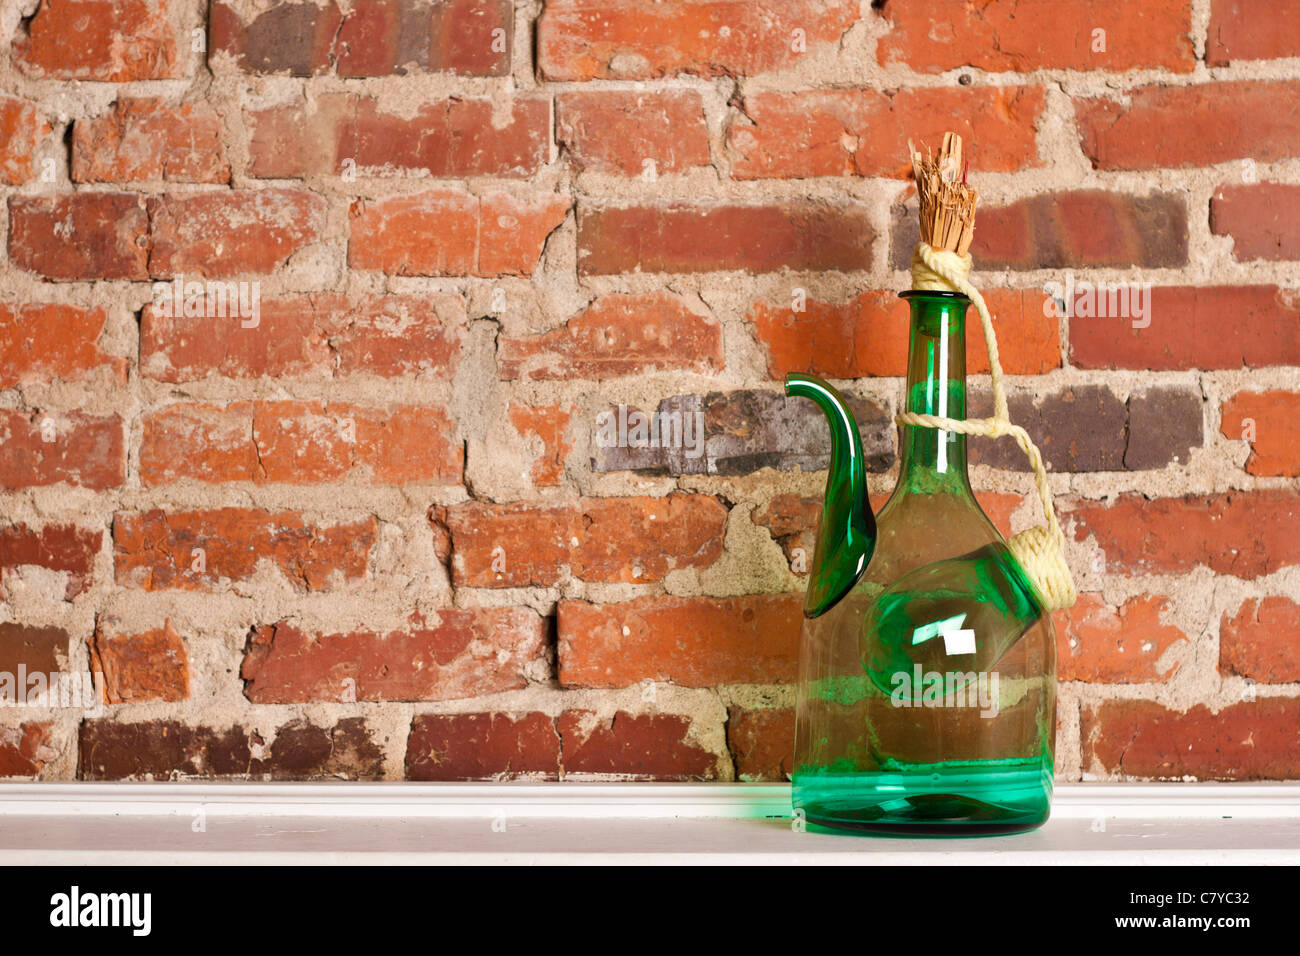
xmin=786 ymin=290 xmax=1056 ymax=834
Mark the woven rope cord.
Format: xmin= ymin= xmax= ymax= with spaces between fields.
xmin=898 ymin=242 xmax=1078 ymax=611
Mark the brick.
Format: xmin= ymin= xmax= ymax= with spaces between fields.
xmin=1211 ymin=183 xmax=1300 ymax=262
xmin=1082 ymin=699 xmax=1300 ymax=780
xmin=509 ymin=402 xmax=575 ymax=487
xmin=1221 ymin=597 xmax=1300 ymax=682
xmin=970 ymin=384 xmax=1202 ymax=473
xmin=590 ymin=390 xmax=893 ymax=477
xmin=1078 ymin=81 xmax=1300 ymax=171
xmin=0 ymin=623 xmax=68 ymax=678
xmin=1207 ymin=0 xmax=1300 ymax=64
xmin=892 ymin=191 xmax=1187 ymax=271
xmin=349 ymin=190 xmax=569 ymax=277
xmin=0 ymin=304 xmax=125 ymax=388
xmin=14 ymin=0 xmax=182 ymax=81
xmin=78 ymin=717 xmax=385 ymax=780
xmin=0 ymin=410 xmax=124 ymax=491
xmin=580 ymin=203 xmax=872 ymax=275
xmin=8 ymin=194 xmax=149 ymax=281
xmin=1053 ymin=593 xmax=1187 ymax=683
xmin=728 ymin=707 xmax=793 ymax=781
xmin=1125 ymin=387 xmax=1203 ymax=470
xmin=141 ymin=402 xmax=462 ymax=486
xmin=0 ymin=723 xmax=58 ymax=778
xmin=142 ymin=292 xmax=465 ymax=383
xmin=557 ymin=90 xmax=710 ymax=176
xmin=149 ymin=189 xmax=327 ymax=278
xmin=729 ymin=86 xmax=1044 ymax=179
xmin=210 ymin=0 xmax=342 ymax=75
xmin=1070 ymin=286 xmax=1300 ymax=370
xmin=212 ymin=0 xmax=511 ymax=76
xmin=0 ymin=96 xmax=50 ymax=185
xmin=90 ymin=620 xmax=189 ymax=704
xmin=755 ymin=491 xmax=1022 ymax=572
xmin=557 ymin=711 xmax=718 ymax=780
xmin=499 ymin=292 xmax=723 ymax=380
xmin=448 ymin=494 xmax=726 ymax=587
xmin=0 ymin=523 xmax=100 ymax=600
xmin=406 ymin=713 xmax=561 ymax=780
xmin=558 ymin=594 xmax=802 ymax=688
xmin=113 ymin=509 xmax=377 ymax=591
xmin=538 ymin=0 xmax=860 ymax=80
xmin=875 ymin=0 xmax=1194 ymax=73
xmin=241 ymin=608 xmax=546 ymax=703
xmin=248 ymin=94 xmax=548 ymax=179
xmin=1068 ymin=491 xmax=1300 ymax=578
xmin=750 ymin=288 xmax=1060 ymax=380
xmin=1220 ymin=390 xmax=1300 ymax=476
xmin=73 ymin=98 xmax=229 ymax=184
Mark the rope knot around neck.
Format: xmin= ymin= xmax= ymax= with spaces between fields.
xmin=896 ymin=242 xmax=1078 ymax=612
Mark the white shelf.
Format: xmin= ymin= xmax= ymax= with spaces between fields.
xmin=1 ymin=782 xmax=1298 ymax=864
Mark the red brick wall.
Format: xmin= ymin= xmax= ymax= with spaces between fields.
xmin=1 ymin=0 xmax=1297 ymax=782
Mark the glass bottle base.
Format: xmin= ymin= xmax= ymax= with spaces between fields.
xmin=793 ymin=759 xmax=1052 ymax=836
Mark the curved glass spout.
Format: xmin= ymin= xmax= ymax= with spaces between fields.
xmin=783 ymin=373 xmax=876 ymax=618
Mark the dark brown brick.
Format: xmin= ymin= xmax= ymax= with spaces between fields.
xmin=406 ymin=713 xmax=561 ymax=780
xmin=592 ymin=390 xmax=893 ymax=477
xmin=1125 ymin=386 xmax=1204 ymax=469
xmin=891 ymin=191 xmax=1188 ymax=271
xmin=0 ymin=623 xmax=68 ymax=678
xmin=557 ymin=711 xmax=719 ymax=780
xmin=970 ymin=386 xmax=1127 ymax=472
xmin=78 ymin=717 xmax=385 ymax=779
xmin=728 ymin=707 xmax=794 ymax=782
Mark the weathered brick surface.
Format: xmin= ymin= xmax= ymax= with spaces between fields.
xmin=349 ymin=189 xmax=569 ymax=276
xmin=0 ymin=96 xmax=50 ymax=185
xmin=499 ymin=292 xmax=723 ymax=380
xmin=141 ymin=293 xmax=465 ymax=383
xmin=140 ymin=402 xmax=462 ymax=486
xmin=15 ymin=0 xmax=184 ymax=81
xmin=0 ymin=622 xmax=68 ymax=677
xmin=0 ymin=410 xmax=125 ymax=490
xmin=241 ymin=609 xmax=546 ymax=703
xmin=579 ymin=203 xmax=873 ymax=274
xmin=751 ymin=288 xmax=1061 ymax=379
xmin=538 ymin=0 xmax=861 ymax=80
xmin=406 ymin=712 xmax=561 ymax=780
xmin=1220 ymin=390 xmax=1300 ymax=476
xmin=212 ymin=0 xmax=512 ymax=77
xmin=0 ymin=523 xmax=100 ymax=600
xmin=729 ymin=86 xmax=1044 ymax=179
xmin=79 ymin=717 xmax=386 ymax=780
xmin=558 ymin=594 xmax=803 ymax=687
xmin=1069 ymin=492 xmax=1300 ymax=578
xmin=558 ymin=91 xmax=711 ymax=176
xmin=3 ymin=1 xmax=1296 ymax=783
xmin=448 ymin=495 xmax=726 ymax=586
xmin=1211 ymin=183 xmax=1300 ymax=262
xmin=0 ymin=723 xmax=59 ymax=778
xmin=1220 ymin=598 xmax=1300 ymax=682
xmin=0 ymin=304 xmax=125 ymax=387
xmin=114 ymin=510 xmax=377 ymax=591
xmin=249 ymin=94 xmax=548 ymax=178
xmin=91 ymin=620 xmax=190 ymax=703
xmin=1054 ymin=594 xmax=1188 ymax=683
xmin=875 ymin=0 xmax=1195 ymax=74
xmin=73 ymin=99 xmax=229 ymax=184
xmin=1082 ymin=700 xmax=1300 ymax=780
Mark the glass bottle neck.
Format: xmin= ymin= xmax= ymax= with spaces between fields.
xmin=898 ymin=292 xmax=972 ymax=493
